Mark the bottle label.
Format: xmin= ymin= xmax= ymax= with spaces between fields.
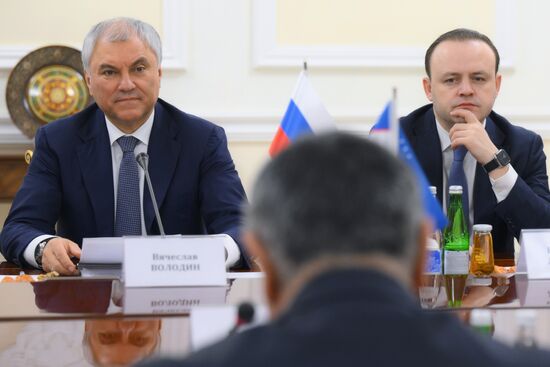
xmin=444 ymin=250 xmax=469 ymax=275
xmin=424 ymin=249 xmax=442 ymax=274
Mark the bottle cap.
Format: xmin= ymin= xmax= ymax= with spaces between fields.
xmin=473 ymin=224 xmax=492 ymax=233
xmin=429 ymin=186 xmax=437 ymax=196
xmin=449 ymin=185 xmax=463 ymax=194
xmin=470 ymin=309 xmax=493 ymax=327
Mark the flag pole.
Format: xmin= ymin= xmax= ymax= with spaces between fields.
xmin=391 ymin=87 xmax=399 ymax=155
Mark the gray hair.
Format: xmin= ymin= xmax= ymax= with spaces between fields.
xmin=246 ymin=132 xmax=423 ymax=284
xmin=82 ymin=17 xmax=162 ymax=72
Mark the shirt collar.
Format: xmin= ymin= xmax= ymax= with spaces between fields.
xmin=435 ymin=118 xmax=451 ymax=152
xmin=105 ymin=109 xmax=155 ymax=147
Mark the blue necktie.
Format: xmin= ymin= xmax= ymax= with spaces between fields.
xmin=114 ymin=136 xmax=142 ymax=236
xmin=448 ymin=146 xmax=469 ymax=228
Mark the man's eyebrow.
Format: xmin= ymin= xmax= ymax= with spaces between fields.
xmin=440 ymin=72 xmax=460 ymax=77
xmin=97 ymin=57 xmax=152 ymax=70
xmin=471 ymin=71 xmax=490 ymax=76
xmin=98 ymin=63 xmax=117 ymax=71
xmin=131 ymin=57 xmax=151 ymax=67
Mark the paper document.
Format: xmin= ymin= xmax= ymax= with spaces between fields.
xmin=80 ymin=237 xmax=125 ymax=264
xmin=80 ymin=234 xmax=235 ymax=265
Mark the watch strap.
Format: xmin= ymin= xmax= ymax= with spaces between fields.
xmin=483 ymin=157 xmax=500 ymax=173
xmin=34 ymin=237 xmax=53 ymax=267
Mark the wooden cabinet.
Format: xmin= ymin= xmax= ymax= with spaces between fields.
xmin=0 ymin=156 xmax=27 ymax=201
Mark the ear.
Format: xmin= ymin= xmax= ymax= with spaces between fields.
xmin=85 ymin=73 xmax=93 ymax=96
xmin=422 ymin=77 xmax=433 ymax=102
xmin=244 ymin=231 xmax=281 ymax=313
xmin=412 ymin=217 xmax=432 ymax=290
xmin=495 ymin=73 xmax=502 ymax=95
xmin=158 ymin=68 xmax=162 ymax=88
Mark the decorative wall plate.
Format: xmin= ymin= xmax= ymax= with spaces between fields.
xmin=6 ymin=45 xmax=92 ymax=139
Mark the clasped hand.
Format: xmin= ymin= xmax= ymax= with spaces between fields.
xmin=448 ymin=109 xmax=497 ymax=164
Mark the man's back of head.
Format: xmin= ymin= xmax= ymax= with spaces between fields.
xmin=245 ymin=132 xmax=425 ymax=312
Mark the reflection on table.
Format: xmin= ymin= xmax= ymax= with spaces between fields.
xmin=0 ymin=262 xmax=265 ymax=320
xmin=0 ymin=316 xmax=186 ymax=366
xmin=419 ymin=273 xmax=518 ymax=309
xmin=1 ymin=261 xmax=550 ymax=366
xmin=84 ymin=318 xmax=162 ymax=366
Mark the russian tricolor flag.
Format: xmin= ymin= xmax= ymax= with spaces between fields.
xmin=269 ymin=71 xmax=335 ymax=157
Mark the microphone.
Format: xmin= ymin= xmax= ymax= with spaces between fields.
xmin=229 ymin=302 xmax=255 ymax=335
xmin=136 ymin=153 xmax=166 ymax=236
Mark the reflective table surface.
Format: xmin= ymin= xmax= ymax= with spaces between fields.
xmin=0 ymin=262 xmax=266 ymax=366
xmin=1 ymin=261 xmax=550 ymax=366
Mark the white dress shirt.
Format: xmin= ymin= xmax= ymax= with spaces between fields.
xmin=435 ymin=118 xmax=518 ymax=228
xmin=106 ymin=111 xmax=153 ymax=235
xmin=24 ymin=110 xmax=240 ymax=268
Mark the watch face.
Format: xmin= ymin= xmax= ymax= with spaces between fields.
xmin=496 ymin=149 xmax=511 ymax=166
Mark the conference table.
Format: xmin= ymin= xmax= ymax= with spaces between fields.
xmin=0 ymin=260 xmax=549 ymax=366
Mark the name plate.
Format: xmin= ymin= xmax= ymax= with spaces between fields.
xmin=123 ymin=236 xmax=227 ymax=287
xmin=518 ymin=229 xmax=550 ymax=279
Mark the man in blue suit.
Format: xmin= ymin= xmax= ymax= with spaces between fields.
xmin=144 ymin=133 xmax=550 ymax=367
xmin=0 ymin=18 xmax=248 ymax=274
xmin=401 ymin=29 xmax=550 ymax=259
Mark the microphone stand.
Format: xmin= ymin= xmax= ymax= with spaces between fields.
xmin=136 ymin=153 xmax=166 ymax=237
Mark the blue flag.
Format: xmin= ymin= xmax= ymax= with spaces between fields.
xmin=371 ymin=102 xmax=447 ymax=230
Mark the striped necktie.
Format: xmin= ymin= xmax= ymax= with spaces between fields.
xmin=114 ymin=136 xmax=142 ymax=236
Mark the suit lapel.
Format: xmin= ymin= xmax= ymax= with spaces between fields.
xmin=76 ymin=109 xmax=115 ymax=236
xmin=144 ymin=104 xmax=181 ymax=233
xmin=473 ymin=115 xmax=504 ymax=223
xmin=407 ymin=110 xmax=444 ymax=203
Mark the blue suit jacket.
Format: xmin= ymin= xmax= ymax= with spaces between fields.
xmin=401 ymin=104 xmax=550 ymax=259
xmin=0 ymin=99 xmax=249 ymax=267
xmin=143 ymin=269 xmax=550 ymax=367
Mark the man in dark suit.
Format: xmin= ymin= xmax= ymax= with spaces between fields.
xmin=144 ymin=133 xmax=550 ymax=367
xmin=0 ymin=18 xmax=248 ymax=274
xmin=401 ymin=28 xmax=550 ymax=259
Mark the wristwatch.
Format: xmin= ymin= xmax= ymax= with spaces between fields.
xmin=34 ymin=238 xmax=53 ymax=267
xmin=483 ymin=149 xmax=511 ymax=173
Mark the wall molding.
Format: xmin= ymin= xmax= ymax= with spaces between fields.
xmin=252 ymin=0 xmax=516 ymax=69
xmin=0 ymin=0 xmax=189 ymax=70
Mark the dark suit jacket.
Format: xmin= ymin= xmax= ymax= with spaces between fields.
xmin=143 ymin=269 xmax=550 ymax=367
xmin=0 ymin=99 xmax=249 ymax=267
xmin=401 ymin=104 xmax=550 ymax=259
